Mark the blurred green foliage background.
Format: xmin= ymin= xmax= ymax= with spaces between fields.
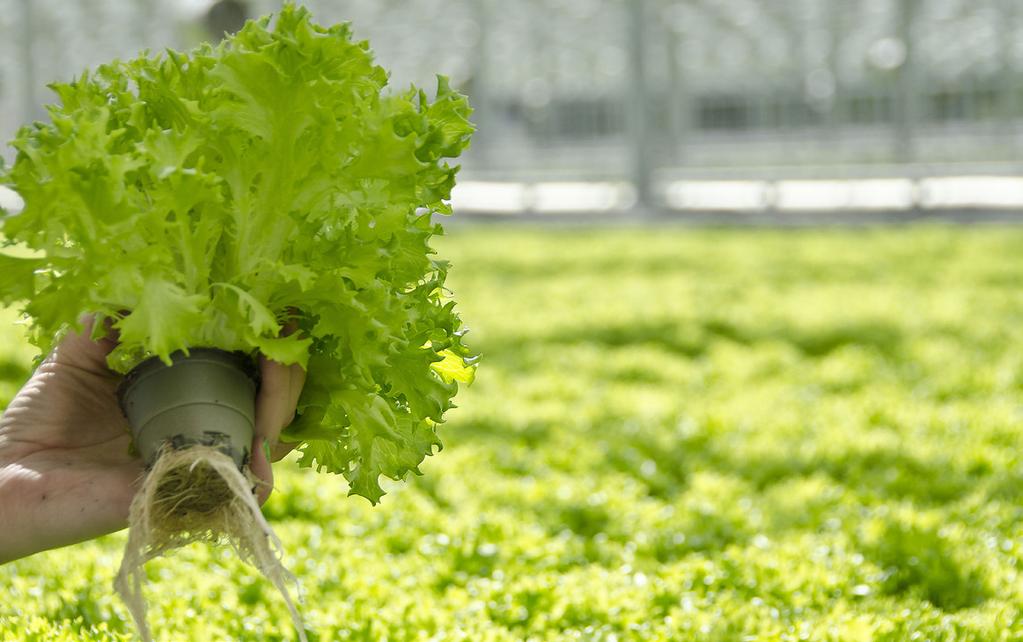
xmin=3 ymin=226 xmax=1023 ymax=640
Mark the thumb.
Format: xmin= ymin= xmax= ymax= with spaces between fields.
xmin=249 ymin=435 xmax=274 ymax=505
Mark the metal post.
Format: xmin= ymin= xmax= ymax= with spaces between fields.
xmin=626 ymin=0 xmax=654 ymax=212
xmin=826 ymin=2 xmax=843 ymax=139
xmin=894 ymin=0 xmax=918 ymax=163
xmin=17 ymin=0 xmax=37 ymax=127
xmin=470 ymin=0 xmax=494 ymax=169
xmin=525 ymin=10 xmax=551 ymax=166
xmin=666 ymin=25 xmax=686 ymax=167
xmin=1000 ymin=0 xmax=1018 ymax=157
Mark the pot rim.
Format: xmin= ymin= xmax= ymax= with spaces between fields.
xmin=116 ymin=347 xmax=260 ymax=411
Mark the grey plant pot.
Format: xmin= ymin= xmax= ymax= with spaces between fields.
xmin=118 ymin=349 xmax=260 ymax=470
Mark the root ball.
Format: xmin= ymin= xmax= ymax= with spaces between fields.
xmin=114 ymin=445 xmax=305 ymax=642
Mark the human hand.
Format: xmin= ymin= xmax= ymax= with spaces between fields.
xmin=0 ymin=318 xmax=304 ymax=563
xmin=251 ymin=350 xmax=306 ymax=504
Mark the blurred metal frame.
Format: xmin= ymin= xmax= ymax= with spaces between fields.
xmin=3 ymin=0 xmax=1022 ymax=215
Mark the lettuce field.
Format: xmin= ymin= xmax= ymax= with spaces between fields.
xmin=3 ymin=226 xmax=1023 ymax=641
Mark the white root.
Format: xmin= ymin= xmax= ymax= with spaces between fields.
xmin=114 ymin=445 xmax=307 ymax=642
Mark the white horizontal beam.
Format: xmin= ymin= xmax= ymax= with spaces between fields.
xmin=5 ymin=178 xmax=1023 ymax=219
xmin=453 ymin=177 xmax=1023 ymax=213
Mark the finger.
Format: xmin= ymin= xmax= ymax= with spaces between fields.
xmin=75 ymin=313 xmax=121 ymax=347
xmin=52 ymin=314 xmax=120 ymax=375
xmin=249 ymin=435 xmax=274 ymax=504
xmin=254 ymin=356 xmax=306 ymax=451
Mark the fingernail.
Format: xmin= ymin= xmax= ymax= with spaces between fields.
xmin=263 ymin=438 xmax=272 ymax=461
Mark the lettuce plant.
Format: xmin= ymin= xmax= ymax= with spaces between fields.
xmin=0 ymin=4 xmax=476 ymax=503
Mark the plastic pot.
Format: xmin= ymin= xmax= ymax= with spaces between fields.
xmin=118 ymin=349 xmax=260 ymax=470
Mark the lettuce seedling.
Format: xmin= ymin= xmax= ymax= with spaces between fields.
xmin=0 ymin=4 xmax=476 ymax=504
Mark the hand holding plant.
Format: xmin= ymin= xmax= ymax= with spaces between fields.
xmin=0 ymin=316 xmax=305 ymax=564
